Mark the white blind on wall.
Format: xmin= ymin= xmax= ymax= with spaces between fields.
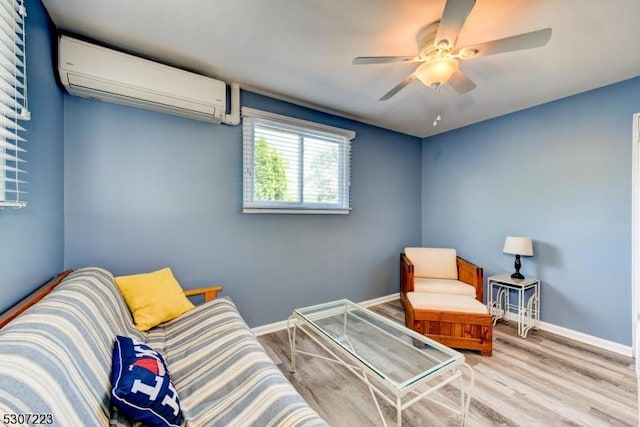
xmin=242 ymin=107 xmax=355 ymax=214
xmin=0 ymin=0 xmax=29 ymax=209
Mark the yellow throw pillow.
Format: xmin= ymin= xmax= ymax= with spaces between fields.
xmin=115 ymin=267 xmax=195 ymax=331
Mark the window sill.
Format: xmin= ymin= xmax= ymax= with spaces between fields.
xmin=0 ymin=201 xmax=26 ymax=209
xmin=243 ymin=208 xmax=350 ymax=215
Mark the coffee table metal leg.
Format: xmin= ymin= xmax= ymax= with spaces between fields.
xmin=287 ymin=315 xmax=297 ymax=373
xmin=361 ymin=370 xmax=388 ymax=427
xmin=290 ymin=322 xmax=392 ymax=425
xmin=459 ymin=374 xmax=464 ymax=425
xmin=459 ymin=363 xmax=474 ymax=426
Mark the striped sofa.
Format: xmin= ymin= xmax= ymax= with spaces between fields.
xmin=0 ymin=267 xmax=327 ymax=426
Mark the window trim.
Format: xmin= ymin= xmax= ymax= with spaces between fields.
xmin=241 ymin=107 xmax=355 ymax=215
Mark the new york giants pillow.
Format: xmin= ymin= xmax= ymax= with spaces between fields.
xmin=111 ymin=336 xmax=184 ymax=427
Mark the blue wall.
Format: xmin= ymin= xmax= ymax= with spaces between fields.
xmin=13 ymin=0 xmax=635 ymax=345
xmin=422 ymin=77 xmax=640 ymax=345
xmin=0 ymin=0 xmax=64 ymax=313
xmin=63 ymin=91 xmax=422 ymax=326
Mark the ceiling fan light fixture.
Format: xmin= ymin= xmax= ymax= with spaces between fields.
xmin=415 ymin=58 xmax=459 ymax=87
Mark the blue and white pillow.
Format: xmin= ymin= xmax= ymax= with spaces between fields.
xmin=111 ymin=335 xmax=184 ymax=427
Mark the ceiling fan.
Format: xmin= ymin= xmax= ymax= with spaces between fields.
xmin=353 ymin=0 xmax=552 ymax=105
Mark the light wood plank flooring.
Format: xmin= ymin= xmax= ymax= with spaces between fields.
xmin=258 ymin=299 xmax=638 ymax=426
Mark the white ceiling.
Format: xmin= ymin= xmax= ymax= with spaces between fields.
xmin=40 ymin=0 xmax=640 ymax=138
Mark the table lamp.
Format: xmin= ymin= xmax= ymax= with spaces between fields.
xmin=503 ymin=236 xmax=533 ymax=279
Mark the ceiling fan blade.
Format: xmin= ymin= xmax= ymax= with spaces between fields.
xmin=353 ymin=56 xmax=419 ymax=65
xmin=459 ymin=28 xmax=552 ymax=58
xmin=435 ymin=0 xmax=476 ymax=49
xmin=380 ymin=74 xmax=417 ymax=101
xmin=448 ymin=70 xmax=476 ymax=94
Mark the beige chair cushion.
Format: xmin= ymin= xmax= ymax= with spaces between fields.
xmin=414 ymin=278 xmax=477 ymax=297
xmin=407 ymin=292 xmax=489 ymax=314
xmin=405 ymin=247 xmax=458 ymax=279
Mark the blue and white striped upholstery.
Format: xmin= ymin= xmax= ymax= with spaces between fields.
xmin=0 ymin=268 xmax=327 ymax=427
xmin=146 ymin=298 xmax=327 ymax=426
xmin=0 ymin=267 xmax=144 ymax=426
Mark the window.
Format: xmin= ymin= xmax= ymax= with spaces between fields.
xmin=242 ymin=107 xmax=355 ymax=214
xmin=0 ymin=0 xmax=29 ymax=209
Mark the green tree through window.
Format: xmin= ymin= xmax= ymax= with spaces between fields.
xmin=254 ymin=137 xmax=287 ymax=201
xmin=306 ymin=141 xmax=339 ymax=203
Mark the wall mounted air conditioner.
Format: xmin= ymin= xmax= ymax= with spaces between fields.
xmin=58 ymin=35 xmax=239 ymax=125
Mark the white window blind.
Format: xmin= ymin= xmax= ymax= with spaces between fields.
xmin=0 ymin=0 xmax=29 ymax=209
xmin=242 ymin=107 xmax=355 ymax=214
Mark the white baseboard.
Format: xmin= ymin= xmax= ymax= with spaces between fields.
xmin=251 ymin=293 xmax=400 ymax=337
xmin=358 ymin=292 xmax=400 ymax=308
xmin=500 ymin=312 xmax=632 ymax=357
xmin=251 ymin=293 xmax=633 ymax=357
xmin=251 ymin=319 xmax=289 ymax=337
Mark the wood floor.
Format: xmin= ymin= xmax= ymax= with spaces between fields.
xmin=257 ymin=299 xmax=638 ymax=427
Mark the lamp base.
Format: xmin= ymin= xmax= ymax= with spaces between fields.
xmin=511 ymin=254 xmax=524 ymax=280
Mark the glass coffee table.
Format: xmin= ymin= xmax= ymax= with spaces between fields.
xmin=287 ymin=299 xmax=474 ymax=427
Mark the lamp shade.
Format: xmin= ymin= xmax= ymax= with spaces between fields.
xmin=503 ymin=236 xmax=533 ymax=256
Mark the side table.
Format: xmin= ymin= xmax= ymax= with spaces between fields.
xmin=487 ymin=273 xmax=540 ymax=338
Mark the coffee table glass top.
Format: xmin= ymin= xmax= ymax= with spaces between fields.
xmin=293 ymin=299 xmax=463 ymax=389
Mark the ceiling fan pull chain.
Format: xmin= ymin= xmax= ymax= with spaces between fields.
xmin=436 ymin=86 xmax=442 ymax=122
xmin=433 ymin=86 xmax=442 ymax=126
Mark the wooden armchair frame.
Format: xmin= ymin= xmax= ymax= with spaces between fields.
xmin=400 ymin=252 xmax=492 ymax=356
xmin=400 ymin=253 xmax=483 ymax=303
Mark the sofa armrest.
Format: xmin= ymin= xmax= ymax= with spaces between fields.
xmin=0 ymin=270 xmax=73 ymax=329
xmin=456 ymin=257 xmax=483 ymax=302
xmin=400 ymin=253 xmax=415 ymax=295
xmin=184 ymin=286 xmax=223 ymax=303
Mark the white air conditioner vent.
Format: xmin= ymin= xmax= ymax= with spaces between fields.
xmin=58 ymin=36 xmax=238 ymax=124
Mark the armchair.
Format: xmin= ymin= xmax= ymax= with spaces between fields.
xmin=401 ymin=247 xmax=493 ymax=356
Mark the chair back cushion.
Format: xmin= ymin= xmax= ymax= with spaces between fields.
xmin=405 ymin=247 xmax=458 ymax=279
